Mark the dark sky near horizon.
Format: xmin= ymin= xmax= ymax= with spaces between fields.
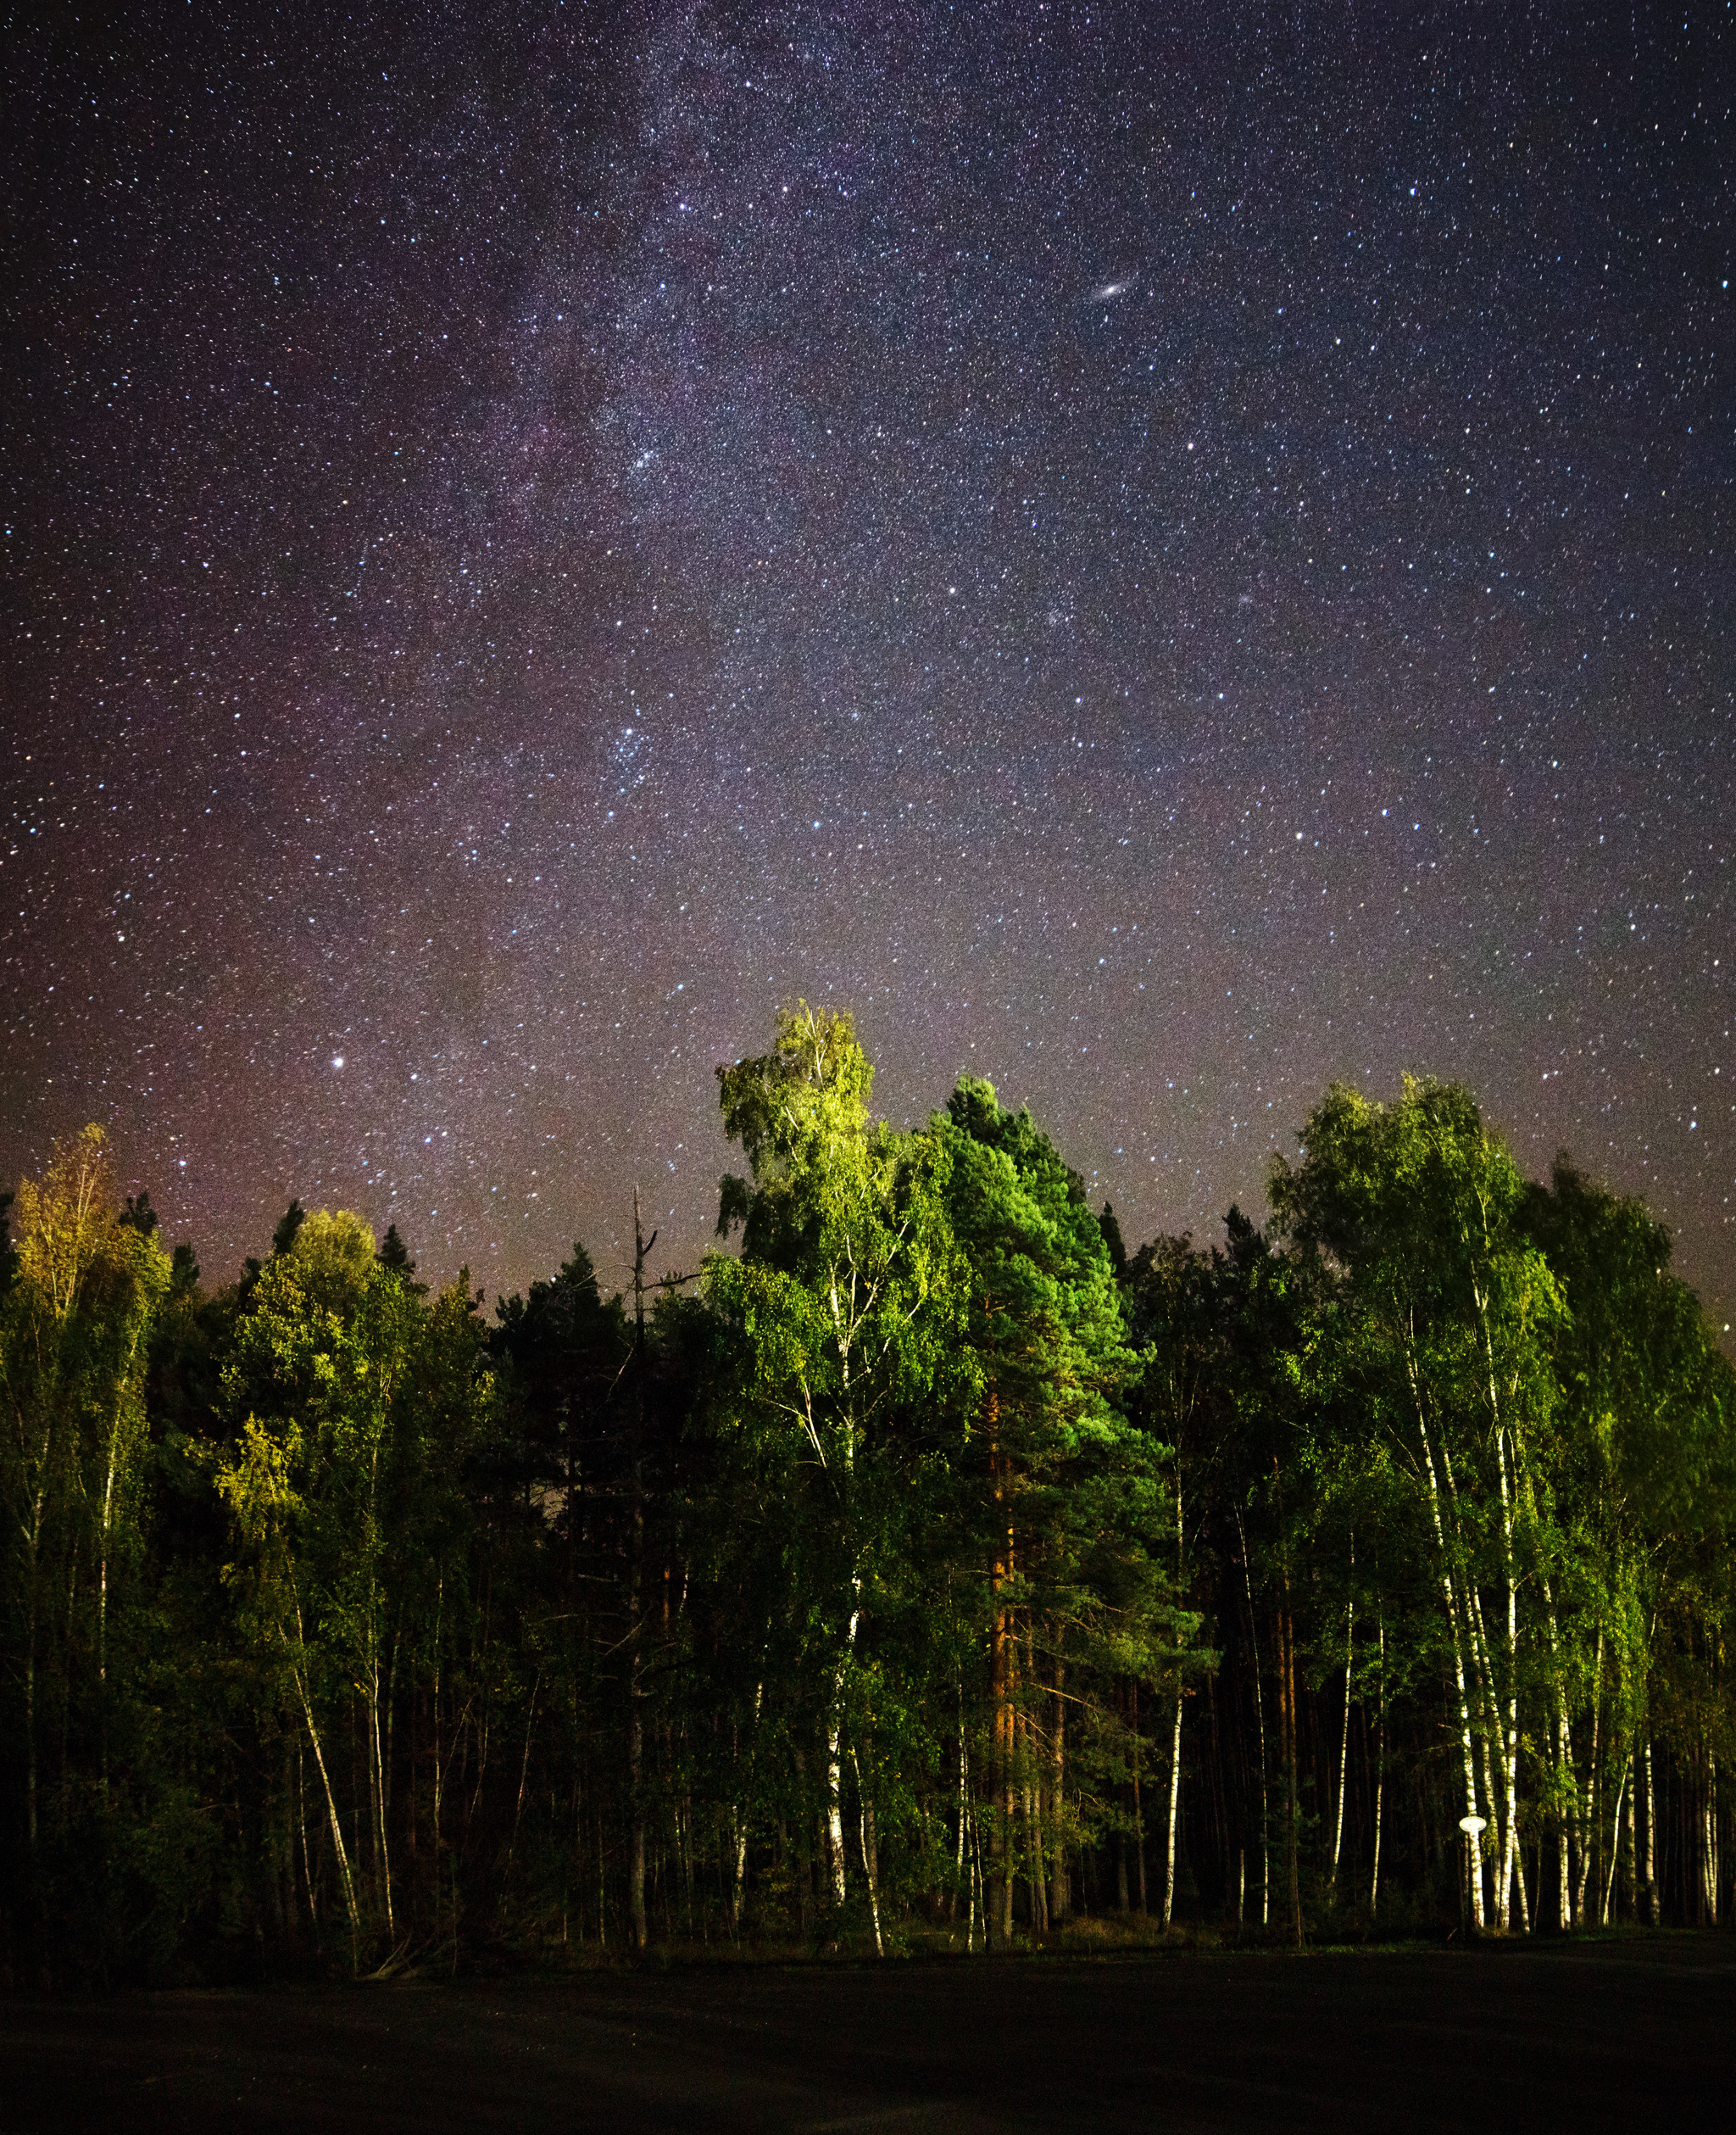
xmin=3 ymin=2 xmax=1733 ymax=1325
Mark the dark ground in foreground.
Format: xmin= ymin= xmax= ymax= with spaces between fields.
xmin=3 ymin=1937 xmax=1732 ymax=2132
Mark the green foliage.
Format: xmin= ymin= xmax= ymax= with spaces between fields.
xmin=2 ymin=1061 xmax=1733 ymax=1976
xmin=0 ymin=1126 xmax=174 ymax=1976
xmin=706 ymin=1003 xmax=966 ymax=1475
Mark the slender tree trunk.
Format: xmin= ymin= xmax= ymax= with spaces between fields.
xmin=94 ymin=1318 xmax=147 ymax=1806
xmin=292 ymin=1639 xmax=359 ymax=1959
xmin=1556 ymin=1707 xmax=1574 ymax=1929
xmin=971 ymin=1794 xmax=986 ymax=1950
xmin=1466 ymin=1569 xmax=1514 ymax=1930
xmin=1576 ymin=1631 xmax=1603 ymax=1926
xmin=628 ymin=1612 xmax=646 ymax=1945
xmin=23 ymin=1499 xmax=42 ymax=1853
xmin=1332 ymin=1557 xmax=1354 ymax=1898
xmin=431 ymin=1580 xmax=444 ymax=1857
xmin=1644 ymin=1737 xmax=1657 ymax=1923
xmin=1602 ymin=1754 xmax=1631 ymax=1926
xmin=1131 ymin=1677 xmax=1146 ymax=1914
xmin=595 ymin=1798 xmax=608 ymax=1947
xmin=988 ymin=1408 xmax=1014 ymax=1948
xmin=956 ymin=1670 xmax=969 ymax=1920
xmin=1164 ymin=1675 xmax=1183 ymax=1929
xmin=1476 ymin=1291 xmax=1526 ymax=1934
xmin=97 ymin=1421 xmax=119 ymax=1797
xmin=1235 ymin=1510 xmax=1269 ymax=1927
xmin=1445 ymin=1431 xmax=1505 ymax=1929
xmin=1410 ymin=1372 xmax=1485 ymax=1930
xmin=965 ymin=1802 xmax=978 ymax=1952
xmin=370 ymin=1636 xmax=395 ymax=1943
xmin=733 ymin=1680 xmax=762 ymax=1924
xmin=1277 ymin=1603 xmax=1302 ymax=1945
xmin=1540 ymin=1580 xmax=1573 ymax=1928
xmin=1024 ymin=1625 xmax=1047 ymax=1934
xmin=826 ymin=1613 xmax=857 ymax=1909
xmin=1371 ymin=1614 xmax=1386 ymax=1917
xmin=1028 ymin=1765 xmax=1048 ymax=1934
xmin=1496 ymin=1439 xmax=1526 ymax=1933
xmin=14 ymin=1444 xmax=60 ymax=1861
xmin=1269 ymin=1463 xmax=1302 ymax=1946
xmin=1702 ymin=1751 xmax=1719 ymax=1926
xmin=1281 ymin=1605 xmax=1289 ymax=1947
xmin=1157 ymin=1467 xmax=1183 ymax=1925
xmin=1049 ymin=1658 xmax=1070 ymax=1925
xmin=507 ymin=1672 xmax=540 ymax=1883
xmin=296 ymin=1736 xmax=317 ymax=1925
xmin=851 ymin=1748 xmax=883 ymax=1955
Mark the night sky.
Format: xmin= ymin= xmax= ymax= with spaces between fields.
xmin=4 ymin=3 xmax=1733 ymax=1329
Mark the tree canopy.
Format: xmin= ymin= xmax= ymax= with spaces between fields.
xmin=1 ymin=1044 xmax=1732 ymax=1982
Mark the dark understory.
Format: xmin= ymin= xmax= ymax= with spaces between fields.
xmin=3 ymin=1937 xmax=1730 ymax=2132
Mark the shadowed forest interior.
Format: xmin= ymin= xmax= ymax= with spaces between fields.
xmin=3 ymin=1004 xmax=1733 ymax=1983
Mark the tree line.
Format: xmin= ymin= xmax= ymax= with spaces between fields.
xmin=2 ymin=1003 xmax=1732 ymax=1982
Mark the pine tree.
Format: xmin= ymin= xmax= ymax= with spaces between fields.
xmin=937 ymin=1079 xmax=1171 ymax=1945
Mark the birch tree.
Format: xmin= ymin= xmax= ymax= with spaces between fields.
xmin=1522 ymin=1157 xmax=1736 ymax=1925
xmin=219 ymin=1211 xmax=486 ymax=1957
xmin=704 ymin=1005 xmax=965 ymax=1932
xmin=0 ymin=1127 xmax=168 ymax=1869
xmin=1271 ymin=1079 xmax=1562 ymax=1932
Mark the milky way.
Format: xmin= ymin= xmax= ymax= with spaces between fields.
xmin=4 ymin=3 xmax=1732 ymax=1326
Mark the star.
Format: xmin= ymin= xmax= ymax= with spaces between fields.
xmin=0 ymin=6 xmax=1726 ymax=1344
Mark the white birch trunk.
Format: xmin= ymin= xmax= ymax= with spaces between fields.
xmin=1332 ymin=1575 xmax=1353 ymax=1895
xmin=1470 ymin=1273 xmax=1526 ymax=1935
xmin=1703 ymin=1752 xmax=1719 ymax=1926
xmin=1162 ymin=1469 xmax=1182 ymax=1928
xmin=1601 ymin=1754 xmax=1629 ymax=1925
xmin=98 ymin=1424 xmax=118 ymax=1692
xmin=1465 ymin=1577 xmax=1507 ymax=1926
xmin=294 ymin=1651 xmax=359 ymax=1948
xmin=825 ymin=1709 xmax=848 ymax=1906
xmin=732 ymin=1678 xmax=763 ymax=1922
xmin=1556 ymin=1706 xmax=1574 ymax=1929
xmin=971 ymin=1796 xmax=986 ymax=1952
xmin=956 ymin=1703 xmax=967 ymax=1886
xmin=1410 ymin=1375 xmax=1485 ymax=1929
xmin=1443 ymin=1427 xmax=1505 ymax=1929
xmin=1492 ymin=1425 xmax=1525 ymax=1933
xmin=1540 ymin=1581 xmax=1573 ymax=1928
xmin=825 ymin=1600 xmax=859 ymax=1907
xmin=1164 ymin=1684 xmax=1183 ymax=1929
xmin=1575 ymin=1631 xmax=1603 ymax=1926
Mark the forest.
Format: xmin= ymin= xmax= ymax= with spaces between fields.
xmin=2 ymin=1003 xmax=1733 ymax=1985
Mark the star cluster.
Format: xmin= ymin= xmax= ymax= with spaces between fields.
xmin=3 ymin=3 xmax=1732 ymax=1324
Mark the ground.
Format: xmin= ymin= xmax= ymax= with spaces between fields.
xmin=2 ymin=1937 xmax=1730 ymax=2132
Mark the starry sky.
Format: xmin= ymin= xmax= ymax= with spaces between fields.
xmin=4 ymin=2 xmax=1733 ymax=1329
